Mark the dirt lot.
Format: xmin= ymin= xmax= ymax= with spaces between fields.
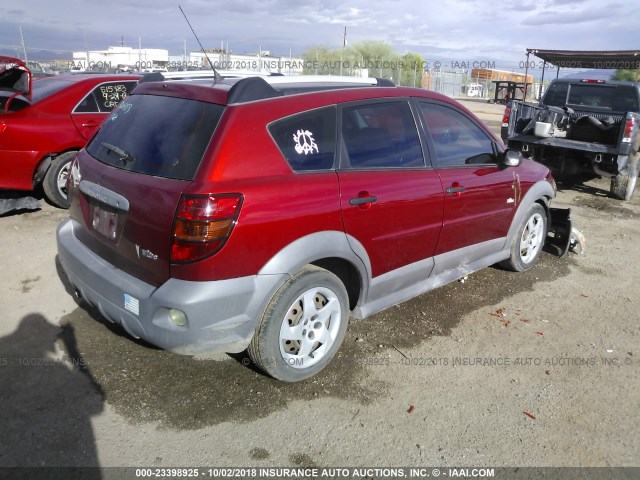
xmin=1 ymin=99 xmax=638 ymax=474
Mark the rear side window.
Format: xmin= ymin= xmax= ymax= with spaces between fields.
xmin=87 ymin=94 xmax=223 ymax=180
xmin=341 ymin=101 xmax=424 ymax=169
xmin=268 ymin=106 xmax=336 ymax=171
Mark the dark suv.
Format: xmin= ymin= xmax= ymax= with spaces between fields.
xmin=57 ymin=75 xmax=558 ymax=381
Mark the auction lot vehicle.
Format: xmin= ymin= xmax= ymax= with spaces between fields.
xmin=501 ymin=79 xmax=640 ymax=201
xmin=0 ymin=61 xmax=140 ymax=207
xmin=57 ymin=74 xmax=562 ymax=381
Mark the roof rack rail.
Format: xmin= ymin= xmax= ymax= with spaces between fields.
xmin=261 ymin=75 xmax=393 ymax=86
xmin=226 ymin=75 xmax=396 ymax=104
xmin=139 ymin=70 xmax=282 ymax=84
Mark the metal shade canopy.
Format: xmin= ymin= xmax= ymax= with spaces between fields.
xmin=526 ymin=49 xmax=640 ymax=70
xmin=522 ymin=49 xmax=640 ymax=99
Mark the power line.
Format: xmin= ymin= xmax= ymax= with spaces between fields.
xmin=0 ymin=44 xmax=73 ymax=54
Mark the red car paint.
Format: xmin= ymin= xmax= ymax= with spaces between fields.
xmin=0 ymin=73 xmax=139 ymax=194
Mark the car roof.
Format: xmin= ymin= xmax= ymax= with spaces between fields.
xmin=42 ymin=73 xmax=142 ymax=85
xmin=551 ymin=78 xmax=639 ymax=87
xmin=132 ymin=74 xmax=421 ymax=106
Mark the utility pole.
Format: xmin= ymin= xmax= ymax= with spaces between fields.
xmin=183 ymin=39 xmax=187 ymax=70
xmin=340 ymin=26 xmax=347 ymax=75
xmin=19 ymin=26 xmax=28 ymax=63
xmin=84 ymin=31 xmax=89 ymax=70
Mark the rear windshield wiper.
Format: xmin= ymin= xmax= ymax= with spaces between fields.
xmin=101 ymin=142 xmax=137 ymax=164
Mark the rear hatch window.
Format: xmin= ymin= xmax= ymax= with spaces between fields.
xmin=87 ymin=94 xmax=224 ymax=180
xmin=73 ymin=93 xmax=224 ymax=286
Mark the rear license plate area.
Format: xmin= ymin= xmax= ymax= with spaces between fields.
xmin=90 ymin=202 xmax=120 ymax=241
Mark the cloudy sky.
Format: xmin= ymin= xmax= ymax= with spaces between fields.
xmin=1 ymin=0 xmax=638 ymax=72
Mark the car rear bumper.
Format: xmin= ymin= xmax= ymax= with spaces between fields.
xmin=56 ymin=218 xmax=286 ymax=355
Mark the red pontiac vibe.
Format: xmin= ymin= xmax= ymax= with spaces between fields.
xmin=57 ymin=74 xmax=567 ymax=381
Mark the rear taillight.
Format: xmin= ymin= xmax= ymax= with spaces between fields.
xmin=622 ymin=117 xmax=636 ymax=143
xmin=171 ymin=194 xmax=243 ymax=263
xmin=501 ymin=106 xmax=511 ymax=127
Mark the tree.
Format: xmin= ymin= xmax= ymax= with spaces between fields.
xmin=399 ymin=52 xmax=426 ymax=87
xmin=301 ymin=41 xmax=425 ymax=86
xmin=302 ymin=46 xmax=343 ymax=75
xmin=612 ymin=69 xmax=639 ymax=81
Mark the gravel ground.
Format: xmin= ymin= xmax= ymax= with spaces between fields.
xmin=0 ymin=99 xmax=638 ymax=476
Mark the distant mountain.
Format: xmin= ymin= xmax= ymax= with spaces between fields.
xmin=0 ymin=47 xmax=68 ymax=62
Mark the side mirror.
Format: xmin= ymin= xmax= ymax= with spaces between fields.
xmin=503 ymin=149 xmax=522 ymax=167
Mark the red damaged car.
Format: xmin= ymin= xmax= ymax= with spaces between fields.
xmin=0 ymin=57 xmax=139 ymax=208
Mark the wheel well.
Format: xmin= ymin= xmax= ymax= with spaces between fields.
xmin=33 ymin=148 xmax=80 ymax=186
xmin=311 ymin=258 xmax=361 ymax=310
xmin=536 ymin=197 xmax=551 ymax=227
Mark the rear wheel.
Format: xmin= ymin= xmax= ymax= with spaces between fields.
xmin=611 ymin=169 xmax=637 ymax=201
xmin=43 ymin=151 xmax=77 ymax=208
xmin=611 ymin=152 xmax=639 ymax=202
xmin=247 ymin=265 xmax=349 ymax=382
xmin=500 ymin=203 xmax=547 ymax=272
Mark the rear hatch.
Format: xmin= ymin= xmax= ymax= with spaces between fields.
xmin=69 ymin=92 xmax=225 ymax=286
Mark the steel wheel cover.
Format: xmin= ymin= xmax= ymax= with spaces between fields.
xmin=279 ymin=286 xmax=342 ymax=369
xmin=57 ymin=162 xmax=71 ymax=199
xmin=519 ymin=213 xmax=544 ymax=264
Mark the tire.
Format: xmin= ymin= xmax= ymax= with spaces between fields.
xmin=611 ymin=157 xmax=640 ymax=202
xmin=610 ymin=141 xmax=639 ymax=201
xmin=247 ymin=265 xmax=350 ymax=382
xmin=43 ymin=151 xmax=77 ymax=208
xmin=611 ymin=169 xmax=638 ymax=201
xmin=500 ymin=203 xmax=547 ymax=272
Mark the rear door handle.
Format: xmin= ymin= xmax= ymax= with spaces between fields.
xmin=446 ymin=182 xmax=465 ymax=197
xmin=349 ymin=196 xmax=377 ymax=206
xmin=81 ymin=121 xmax=99 ymax=128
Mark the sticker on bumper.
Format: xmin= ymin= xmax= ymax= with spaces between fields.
xmin=124 ymin=294 xmax=140 ymax=316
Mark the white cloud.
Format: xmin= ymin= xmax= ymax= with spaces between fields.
xmin=0 ymin=0 xmax=637 ymax=68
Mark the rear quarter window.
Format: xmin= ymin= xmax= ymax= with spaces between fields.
xmin=87 ymin=94 xmax=224 ymax=180
xmin=268 ymin=106 xmax=337 ymax=172
xmin=74 ymin=81 xmax=137 ymax=113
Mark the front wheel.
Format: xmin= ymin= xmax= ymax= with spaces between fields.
xmin=248 ymin=266 xmax=350 ymax=382
xmin=43 ymin=151 xmax=77 ymax=208
xmin=500 ymin=203 xmax=547 ymax=272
